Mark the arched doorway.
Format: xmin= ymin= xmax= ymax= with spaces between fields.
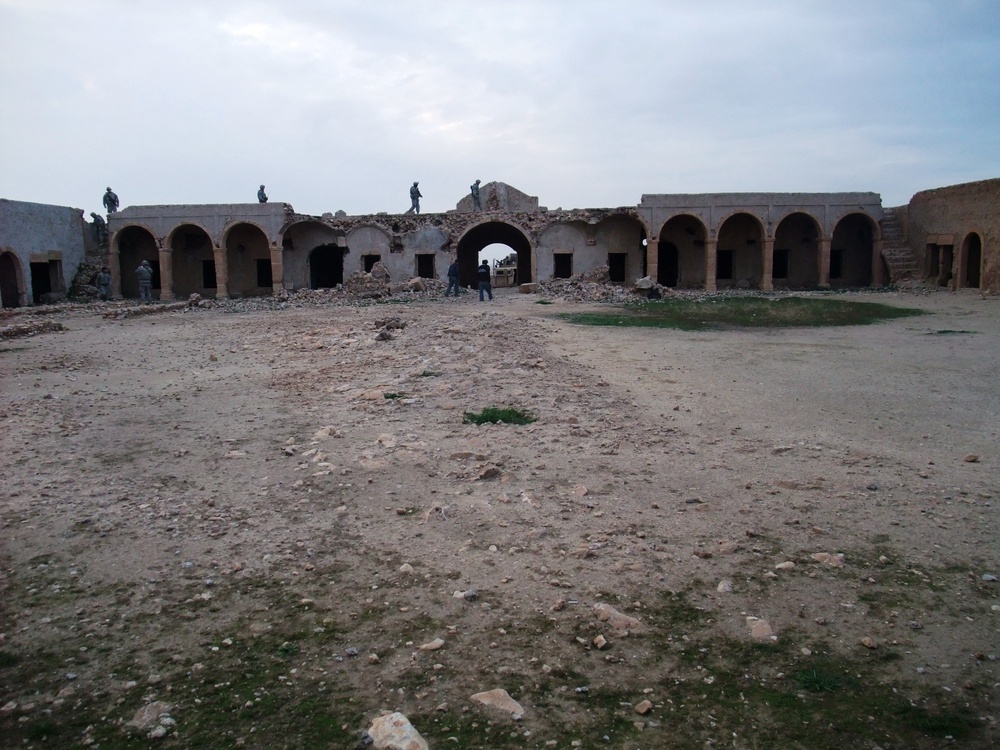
xmin=773 ymin=212 xmax=821 ymax=288
xmin=282 ymin=221 xmax=343 ymax=291
xmin=170 ymin=224 xmax=215 ymax=298
xmin=830 ymin=214 xmax=875 ymax=287
xmin=309 ymin=244 xmax=344 ymax=288
xmin=716 ymin=213 xmax=764 ymax=288
xmin=658 ymin=215 xmax=707 ymax=288
xmin=962 ymin=233 xmax=982 ymax=289
xmin=456 ymin=222 xmax=532 ymax=287
xmin=0 ymin=251 xmax=25 ymax=308
xmin=225 ymin=223 xmax=271 ymax=297
xmin=116 ymin=226 xmax=159 ymax=299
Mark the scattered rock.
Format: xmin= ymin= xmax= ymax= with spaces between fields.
xmin=634 ymin=699 xmax=653 ymax=715
xmin=367 ymin=711 xmax=429 ymax=750
xmin=594 ymin=603 xmax=644 ymax=633
xmin=747 ymin=617 xmax=776 ymax=642
xmin=470 ymin=689 xmax=525 ymax=718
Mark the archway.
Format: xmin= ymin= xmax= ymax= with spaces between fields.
xmin=309 ymin=244 xmax=344 ymax=288
xmin=282 ymin=221 xmax=343 ymax=291
xmin=716 ymin=213 xmax=764 ymax=288
xmin=830 ymin=214 xmax=875 ymax=287
xmin=962 ymin=233 xmax=982 ymax=289
xmin=170 ymin=224 xmax=215 ymax=298
xmin=456 ymin=222 xmax=532 ymax=287
xmin=658 ymin=215 xmax=707 ymax=288
xmin=225 ymin=223 xmax=271 ymax=297
xmin=0 ymin=251 xmax=24 ymax=308
xmin=116 ymin=226 xmax=158 ymax=299
xmin=773 ymin=212 xmax=821 ymax=288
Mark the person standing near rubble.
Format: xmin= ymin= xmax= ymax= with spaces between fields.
xmin=257 ymin=184 xmax=268 ymax=203
xmin=135 ymin=260 xmax=154 ymax=302
xmin=477 ymin=260 xmax=493 ymax=301
xmin=103 ymin=187 xmax=119 ymax=214
xmin=445 ymin=257 xmax=461 ymax=297
xmin=470 ymin=179 xmax=482 ymax=211
xmin=95 ymin=266 xmax=112 ymax=301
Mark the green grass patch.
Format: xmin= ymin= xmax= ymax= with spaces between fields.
xmin=383 ymin=392 xmax=401 ymax=399
xmin=463 ymin=406 xmax=536 ymax=425
xmin=0 ymin=650 xmax=20 ymax=668
xmin=561 ymin=296 xmax=925 ymax=330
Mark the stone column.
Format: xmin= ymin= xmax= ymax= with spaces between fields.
xmin=269 ymin=244 xmax=284 ymax=293
xmin=646 ymin=238 xmax=658 ymax=282
xmin=158 ymin=247 xmax=175 ymax=300
xmin=818 ymin=238 xmax=831 ymax=288
xmin=109 ymin=246 xmax=122 ymax=298
xmin=762 ymin=238 xmax=774 ymax=291
xmin=873 ymin=238 xmax=886 ymax=286
xmin=213 ymin=245 xmax=229 ymax=299
xmin=704 ymin=239 xmax=717 ymax=292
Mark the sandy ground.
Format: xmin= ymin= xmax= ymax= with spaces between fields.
xmin=0 ymin=288 xmax=998 ymax=749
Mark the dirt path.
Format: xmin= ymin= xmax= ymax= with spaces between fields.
xmin=1 ymin=289 xmax=998 ymax=749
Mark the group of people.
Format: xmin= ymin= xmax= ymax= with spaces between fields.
xmin=445 ymin=257 xmax=494 ymax=301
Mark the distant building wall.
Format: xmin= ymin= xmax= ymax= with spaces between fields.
xmin=0 ymin=198 xmax=88 ymax=306
xmin=906 ymin=179 xmax=999 ymax=293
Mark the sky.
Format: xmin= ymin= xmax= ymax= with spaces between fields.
xmin=2 ymin=0 xmax=999 ymax=223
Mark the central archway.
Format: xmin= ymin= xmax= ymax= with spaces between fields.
xmin=0 ymin=251 xmax=24 ymax=308
xmin=456 ymin=221 xmax=532 ymax=287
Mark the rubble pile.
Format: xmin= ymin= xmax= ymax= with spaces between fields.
xmin=0 ymin=319 xmax=66 ymax=340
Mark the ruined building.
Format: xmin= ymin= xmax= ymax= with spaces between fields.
xmin=1 ymin=178 xmax=997 ymax=307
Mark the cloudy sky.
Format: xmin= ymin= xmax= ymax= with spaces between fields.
xmin=1 ymin=0 xmax=998 ymax=219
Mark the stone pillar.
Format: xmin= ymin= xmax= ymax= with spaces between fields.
xmin=213 ymin=245 xmax=229 ymax=299
xmin=762 ymin=238 xmax=774 ymax=291
xmin=646 ymin=238 xmax=658 ymax=282
xmin=818 ymin=238 xmax=831 ymax=288
xmin=269 ymin=244 xmax=284 ymax=294
xmin=158 ymin=247 xmax=175 ymax=301
xmin=873 ymin=238 xmax=886 ymax=286
xmin=110 ymin=246 xmax=122 ymax=298
xmin=704 ymin=239 xmax=717 ymax=292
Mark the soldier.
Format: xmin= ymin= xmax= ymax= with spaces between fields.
xmin=136 ymin=260 xmax=153 ymax=302
xmin=103 ymin=187 xmax=119 ymax=214
xmin=470 ymin=179 xmax=482 ymax=211
xmin=258 ymin=184 xmax=268 ymax=203
xmin=406 ymin=181 xmax=422 ymax=214
xmin=95 ymin=266 xmax=112 ymax=301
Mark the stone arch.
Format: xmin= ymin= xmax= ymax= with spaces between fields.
xmin=116 ymin=225 xmax=159 ymax=299
xmin=830 ymin=213 xmax=875 ymax=287
xmin=281 ymin=220 xmax=342 ymax=291
xmin=224 ymin=223 xmax=272 ymax=297
xmin=657 ymin=214 xmax=708 ymax=288
xmin=961 ymin=232 xmax=983 ymax=289
xmin=170 ymin=224 xmax=215 ymax=298
xmin=716 ymin=212 xmax=765 ymax=289
xmin=0 ymin=250 xmax=26 ymax=308
xmin=773 ymin=212 xmax=822 ymax=288
xmin=457 ymin=221 xmax=533 ymax=286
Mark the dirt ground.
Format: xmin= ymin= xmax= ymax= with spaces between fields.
xmin=1 ymin=287 xmax=998 ymax=749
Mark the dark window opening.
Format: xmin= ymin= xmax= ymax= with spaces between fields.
xmin=553 ymin=253 xmax=573 ymax=279
xmin=416 ymin=254 xmax=435 ymax=279
xmin=608 ymin=253 xmax=626 ymax=283
xmin=716 ymin=250 xmax=734 ymax=280
xmin=256 ymin=259 xmax=273 ymax=288
xmin=363 ymin=254 xmax=381 ymax=273
xmin=830 ymin=249 xmax=844 ymax=279
xmin=773 ymin=249 xmax=789 ymax=279
xmin=657 ymin=242 xmax=678 ymax=287
xmin=202 ymin=260 xmax=217 ymax=289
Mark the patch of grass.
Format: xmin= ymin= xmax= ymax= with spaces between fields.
xmin=535 ymin=299 xmax=553 ymax=305
xmin=463 ymin=406 xmax=536 ymax=425
xmin=0 ymin=650 xmax=20 ymax=668
xmin=419 ymin=369 xmax=438 ymax=377
xmin=561 ymin=296 xmax=925 ymax=330
xmin=383 ymin=392 xmax=401 ymax=399
xmin=796 ymin=667 xmax=841 ymax=692
xmin=928 ymin=329 xmax=976 ymax=335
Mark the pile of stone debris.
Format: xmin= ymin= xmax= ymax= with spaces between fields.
xmin=532 ymin=266 xmax=670 ymax=303
xmin=0 ymin=318 xmax=66 ymax=340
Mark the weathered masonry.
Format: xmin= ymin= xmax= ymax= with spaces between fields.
xmin=105 ymin=183 xmax=898 ymax=300
xmin=0 ymin=198 xmax=90 ymax=308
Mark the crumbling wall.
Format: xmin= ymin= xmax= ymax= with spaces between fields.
xmin=907 ymin=179 xmax=1000 ymax=293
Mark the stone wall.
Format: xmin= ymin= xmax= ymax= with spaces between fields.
xmin=0 ymin=198 xmax=88 ymax=306
xmin=906 ymin=179 xmax=1000 ymax=293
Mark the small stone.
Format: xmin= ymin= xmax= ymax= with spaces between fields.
xmin=368 ymin=653 xmax=380 ymax=664
xmin=419 ymin=638 xmax=445 ymax=651
xmin=982 ymin=574 xmax=998 ymax=582
xmin=399 ymin=563 xmax=415 ymax=574
xmin=861 ymin=637 xmax=877 ymax=649
xmin=593 ymin=634 xmax=609 ymax=650
xmin=127 ymin=702 xmax=172 ymax=730
xmin=964 ymin=454 xmax=980 ymax=463
xmin=747 ymin=617 xmax=775 ymax=641
xmin=775 ymin=561 xmax=796 ymax=570
xmin=717 ymin=580 xmax=733 ymax=593
xmin=634 ymin=699 xmax=653 ymax=715
xmin=593 ymin=603 xmax=644 ymax=632
xmin=471 ymin=689 xmax=525 ymax=717
xmin=367 ymin=711 xmax=429 ymax=750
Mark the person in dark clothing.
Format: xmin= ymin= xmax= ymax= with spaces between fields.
xmin=477 ymin=260 xmax=493 ymax=301
xmin=445 ymin=258 xmax=461 ymax=297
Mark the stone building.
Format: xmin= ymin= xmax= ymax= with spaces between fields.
xmin=0 ymin=198 xmax=90 ymax=307
xmin=898 ymin=178 xmax=999 ymax=292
